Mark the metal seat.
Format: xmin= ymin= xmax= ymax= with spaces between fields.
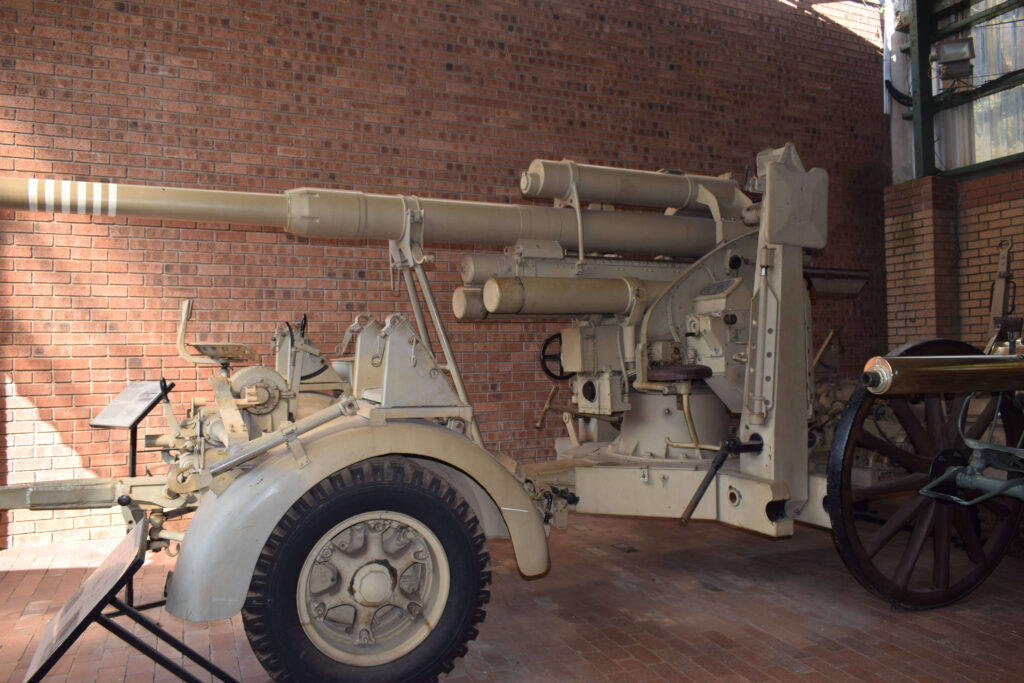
xmin=647 ymin=363 xmax=712 ymax=382
xmin=189 ymin=343 xmax=258 ymax=365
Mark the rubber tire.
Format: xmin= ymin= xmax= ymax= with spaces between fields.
xmin=827 ymin=339 xmax=1023 ymax=609
xmin=242 ymin=456 xmax=491 ymax=682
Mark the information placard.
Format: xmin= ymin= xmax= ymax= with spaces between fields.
xmin=24 ymin=521 xmax=148 ymax=683
xmin=90 ymin=382 xmax=165 ymax=430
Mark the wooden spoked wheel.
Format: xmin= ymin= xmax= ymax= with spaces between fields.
xmin=827 ymin=340 xmax=1023 ymax=609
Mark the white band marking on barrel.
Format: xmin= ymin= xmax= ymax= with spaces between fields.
xmin=77 ymin=181 xmax=86 ymax=213
xmin=44 ymin=179 xmax=55 ymax=212
xmin=27 ymin=178 xmax=38 ymax=212
xmin=60 ymin=180 xmax=71 ymax=213
xmin=93 ymin=182 xmax=103 ymax=214
xmin=108 ymin=183 xmax=117 ymax=216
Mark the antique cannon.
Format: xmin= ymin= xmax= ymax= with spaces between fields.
xmin=0 ymin=143 xmax=866 ymax=681
xmin=827 ymin=345 xmax=1024 ymax=608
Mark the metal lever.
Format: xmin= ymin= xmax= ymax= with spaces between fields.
xmin=158 ymin=378 xmax=174 ymax=404
xmin=157 ymin=378 xmax=180 ymax=440
xmin=680 ymin=436 xmax=763 ymax=523
xmin=534 ymin=385 xmax=558 ymax=429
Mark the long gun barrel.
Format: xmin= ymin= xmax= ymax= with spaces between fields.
xmin=0 ymin=169 xmax=738 ymax=259
xmin=861 ymin=354 xmax=1024 ymax=394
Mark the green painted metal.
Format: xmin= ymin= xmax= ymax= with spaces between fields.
xmin=942 ymin=149 xmax=1024 ymax=176
xmin=904 ymin=0 xmax=1023 ymax=177
xmin=934 ymin=0 xmax=1024 ymax=40
xmin=910 ymin=0 xmax=937 ymax=177
xmin=935 ymin=69 xmax=1024 ymax=110
xmin=932 ymin=0 xmax=970 ymax=21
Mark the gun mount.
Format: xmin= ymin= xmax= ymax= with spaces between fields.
xmin=1 ymin=143 xmax=881 ymax=681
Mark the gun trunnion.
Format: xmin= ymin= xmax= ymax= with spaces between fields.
xmin=1 ymin=144 xmax=848 ymax=681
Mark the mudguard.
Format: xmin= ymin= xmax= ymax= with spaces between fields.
xmin=165 ymin=414 xmax=549 ymax=622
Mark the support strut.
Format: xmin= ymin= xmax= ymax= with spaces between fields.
xmin=680 ymin=437 xmax=763 ymax=523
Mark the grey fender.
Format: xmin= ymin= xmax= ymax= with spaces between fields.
xmin=165 ymin=415 xmax=549 ymax=622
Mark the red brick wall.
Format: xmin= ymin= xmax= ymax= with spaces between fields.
xmin=0 ymin=0 xmax=888 ymax=546
xmin=883 ymin=176 xmax=960 ymax=346
xmin=883 ymin=166 xmax=1024 ymax=350
xmin=957 ymin=167 xmax=1024 ymax=346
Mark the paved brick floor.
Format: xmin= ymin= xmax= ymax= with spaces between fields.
xmin=3 ymin=514 xmax=1024 ymax=682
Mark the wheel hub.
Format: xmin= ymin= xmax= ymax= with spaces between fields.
xmin=930 ymin=448 xmax=968 ymax=495
xmin=295 ymin=510 xmax=451 ymax=667
xmin=352 ymin=562 xmax=395 ymax=606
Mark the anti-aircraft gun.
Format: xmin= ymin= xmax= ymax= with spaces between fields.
xmin=0 ymin=143 xmax=929 ymax=681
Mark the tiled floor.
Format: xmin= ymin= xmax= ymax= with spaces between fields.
xmin=3 ymin=514 xmax=1024 ymax=682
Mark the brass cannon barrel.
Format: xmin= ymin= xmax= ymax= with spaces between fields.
xmin=861 ymin=354 xmax=1024 ymax=395
xmin=0 ymin=175 xmax=721 ymax=258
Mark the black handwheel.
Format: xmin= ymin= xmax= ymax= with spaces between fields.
xmin=827 ymin=339 xmax=1023 ymax=609
xmin=242 ymin=457 xmax=490 ymax=682
xmin=540 ymin=333 xmax=573 ymax=381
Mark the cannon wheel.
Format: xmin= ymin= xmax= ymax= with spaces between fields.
xmin=827 ymin=339 xmax=1023 ymax=609
xmin=242 ymin=457 xmax=490 ymax=682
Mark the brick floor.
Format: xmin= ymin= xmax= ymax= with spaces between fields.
xmin=3 ymin=514 xmax=1024 ymax=681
